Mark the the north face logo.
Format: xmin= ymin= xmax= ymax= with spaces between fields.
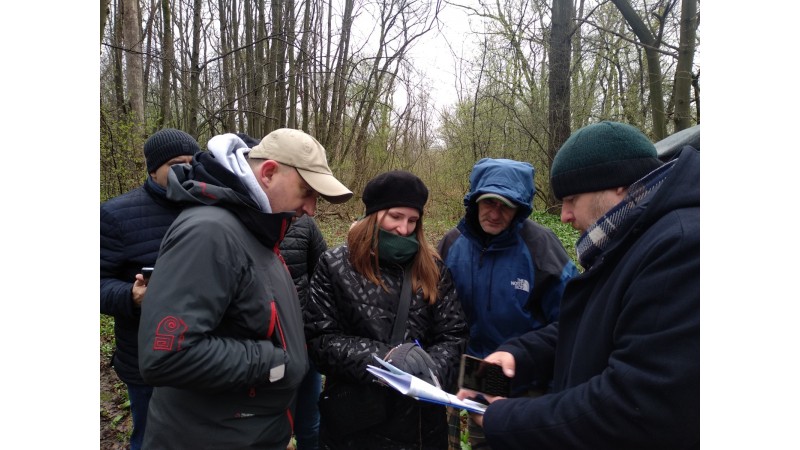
xmin=511 ymin=278 xmax=530 ymax=293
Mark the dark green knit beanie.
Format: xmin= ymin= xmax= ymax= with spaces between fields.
xmin=550 ymin=121 xmax=662 ymax=200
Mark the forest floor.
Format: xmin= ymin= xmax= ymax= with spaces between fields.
xmin=99 ymin=328 xmax=469 ymax=450
xmin=100 ymin=327 xmax=132 ymax=450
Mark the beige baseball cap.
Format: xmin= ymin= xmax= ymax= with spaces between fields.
xmin=477 ymin=193 xmax=517 ymax=208
xmin=249 ymin=128 xmax=353 ymax=203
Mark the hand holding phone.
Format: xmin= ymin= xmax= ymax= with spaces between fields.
xmin=141 ymin=267 xmax=154 ymax=283
xmin=458 ymin=354 xmax=512 ymax=398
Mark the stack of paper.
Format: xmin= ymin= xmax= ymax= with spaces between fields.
xmin=367 ymin=355 xmax=487 ymax=414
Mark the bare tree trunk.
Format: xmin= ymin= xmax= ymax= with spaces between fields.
xmin=275 ymin=0 xmax=289 ymax=127
xmin=317 ymin=0 xmax=335 ymax=143
xmin=122 ymin=0 xmax=145 ymax=137
xmin=159 ymin=0 xmax=175 ymax=127
xmin=266 ymin=0 xmax=281 ymax=131
xmin=570 ymin=0 xmax=586 ymax=126
xmin=231 ymin=0 xmax=246 ymax=132
xmin=471 ymin=39 xmax=488 ymax=163
xmin=172 ymin=5 xmax=188 ymax=129
xmin=285 ymin=0 xmax=297 ymax=129
xmin=101 ymin=0 xmax=111 ymax=43
xmin=113 ymin=0 xmax=126 ymax=114
xmin=546 ymin=0 xmax=574 ymax=209
xmin=243 ymin=0 xmax=261 ymax=137
xmin=218 ymin=0 xmax=236 ymax=131
xmin=673 ymin=0 xmax=697 ymax=131
xmin=187 ymin=0 xmax=202 ymax=136
xmin=324 ymin=0 xmax=354 ymax=154
xmin=254 ymin=0 xmax=267 ymax=136
xmin=610 ymin=0 xmax=671 ymax=140
xmin=141 ymin=0 xmax=158 ymax=113
xmin=298 ymin=0 xmax=312 ymax=131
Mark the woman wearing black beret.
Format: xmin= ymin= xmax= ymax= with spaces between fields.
xmin=305 ymin=170 xmax=468 ymax=449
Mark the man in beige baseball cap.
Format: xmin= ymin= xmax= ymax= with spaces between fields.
xmin=138 ymin=128 xmax=352 ymax=449
xmin=249 ymin=128 xmax=353 ymax=204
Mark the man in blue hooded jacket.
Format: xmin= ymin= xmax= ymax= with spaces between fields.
xmin=438 ymin=158 xmax=578 ymax=448
xmin=459 ymin=122 xmax=700 ymax=449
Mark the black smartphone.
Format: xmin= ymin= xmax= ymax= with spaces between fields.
xmin=141 ymin=267 xmax=154 ymax=281
xmin=458 ymin=354 xmax=512 ymax=397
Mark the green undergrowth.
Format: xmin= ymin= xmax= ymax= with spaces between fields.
xmin=317 ymin=210 xmax=579 ymax=265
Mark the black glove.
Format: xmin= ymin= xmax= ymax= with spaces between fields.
xmin=385 ymin=343 xmax=440 ymax=386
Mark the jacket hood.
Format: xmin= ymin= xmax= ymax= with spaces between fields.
xmin=636 ymin=145 xmax=699 ymax=229
xmin=167 ymin=151 xmax=294 ymax=248
xmin=462 ymin=158 xmax=535 ymax=238
xmin=594 ymin=145 xmax=699 ymax=266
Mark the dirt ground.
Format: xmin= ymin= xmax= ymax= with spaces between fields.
xmin=100 ymin=347 xmax=132 ymax=449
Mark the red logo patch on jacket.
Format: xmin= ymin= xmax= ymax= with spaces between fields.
xmin=153 ymin=316 xmax=188 ymax=351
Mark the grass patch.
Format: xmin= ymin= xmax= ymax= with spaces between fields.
xmin=531 ymin=211 xmax=580 ymax=266
xmin=101 ymin=314 xmax=116 ymax=359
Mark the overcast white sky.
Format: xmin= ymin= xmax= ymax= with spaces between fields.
xmin=406 ymin=1 xmax=479 ymax=111
xmin=349 ymin=0 xmax=482 ymax=114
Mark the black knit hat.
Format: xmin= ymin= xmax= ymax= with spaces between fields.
xmin=550 ymin=121 xmax=662 ymax=200
xmin=363 ymin=170 xmax=429 ymax=216
xmin=143 ymin=128 xmax=201 ymax=173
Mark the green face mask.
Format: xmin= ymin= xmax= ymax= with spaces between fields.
xmin=377 ymin=228 xmax=419 ymax=265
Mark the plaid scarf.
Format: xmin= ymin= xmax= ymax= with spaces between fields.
xmin=576 ymin=159 xmax=676 ymax=269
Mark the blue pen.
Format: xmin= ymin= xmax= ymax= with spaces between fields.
xmin=414 ymin=339 xmax=422 ymax=348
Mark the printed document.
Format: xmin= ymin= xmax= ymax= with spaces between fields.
xmin=367 ymin=355 xmax=487 ymax=414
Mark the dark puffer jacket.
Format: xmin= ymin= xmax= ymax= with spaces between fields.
xmin=100 ymin=178 xmax=184 ymax=385
xmin=280 ymin=215 xmax=327 ymax=307
xmin=305 ymin=245 xmax=468 ymax=449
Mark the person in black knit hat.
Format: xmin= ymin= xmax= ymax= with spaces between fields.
xmin=459 ymin=121 xmax=700 ymax=449
xmin=143 ymin=128 xmax=202 ymax=177
xmin=362 ymin=170 xmax=429 ymax=216
xmin=305 ymin=170 xmax=468 ymax=450
xmin=101 ymin=127 xmax=200 ymax=450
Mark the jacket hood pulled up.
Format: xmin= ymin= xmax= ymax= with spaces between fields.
xmin=462 ymin=158 xmax=535 ymax=242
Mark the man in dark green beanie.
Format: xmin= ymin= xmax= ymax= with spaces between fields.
xmin=459 ymin=121 xmax=700 ymax=449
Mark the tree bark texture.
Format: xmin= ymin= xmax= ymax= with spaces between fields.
xmin=159 ymin=0 xmax=175 ymax=128
xmin=187 ymin=0 xmax=202 ymax=136
xmin=122 ymin=0 xmax=145 ymax=137
xmin=673 ymin=0 xmax=698 ymax=131
xmin=610 ymin=0 xmax=667 ymax=140
xmin=547 ymin=0 xmax=575 ymax=208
